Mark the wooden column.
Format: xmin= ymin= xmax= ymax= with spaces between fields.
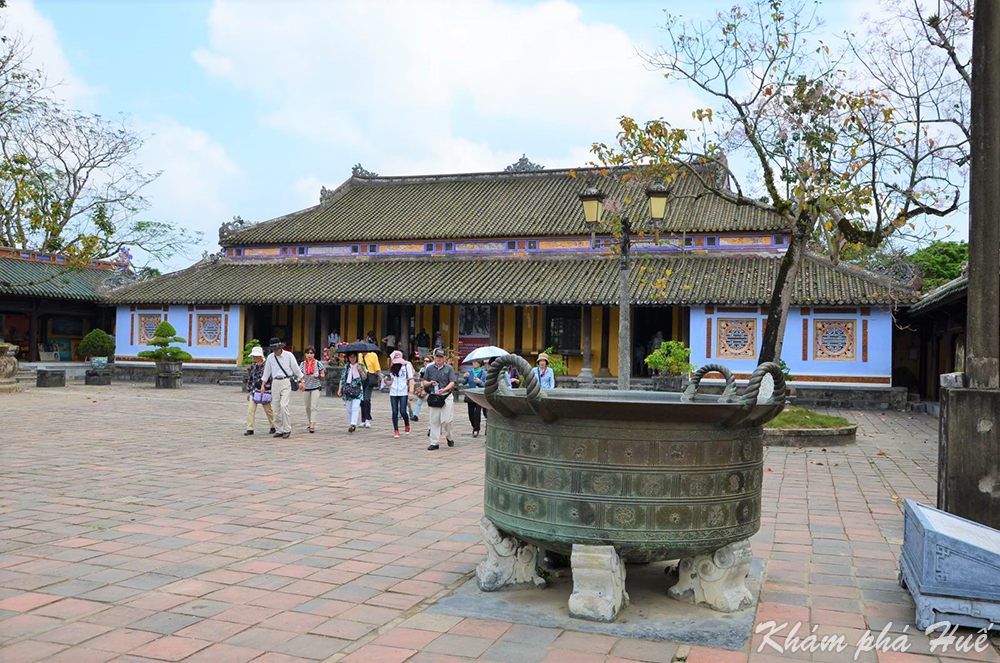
xmin=579 ymin=306 xmax=594 ymax=381
xmin=514 ymin=307 xmax=524 ymax=354
xmin=28 ymin=302 xmax=39 ymax=362
xmin=598 ymin=306 xmax=611 ymax=377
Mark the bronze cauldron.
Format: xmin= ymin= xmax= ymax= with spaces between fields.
xmin=465 ymin=356 xmax=786 ymax=563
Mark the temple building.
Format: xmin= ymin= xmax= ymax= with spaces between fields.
xmin=106 ymin=167 xmax=917 ymax=390
xmin=0 ymin=247 xmax=118 ymax=362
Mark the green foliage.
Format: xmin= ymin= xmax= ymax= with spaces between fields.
xmin=908 ymin=241 xmax=967 ymax=290
xmin=765 ymin=406 xmax=851 ymax=430
xmin=78 ymin=329 xmax=114 ymax=358
xmin=540 ymin=347 xmax=570 ymax=377
xmin=137 ymin=321 xmax=192 ymax=362
xmin=241 ymin=338 xmax=261 ymax=366
xmin=778 ymin=358 xmax=794 ymax=382
xmin=644 ymin=341 xmax=694 ymax=377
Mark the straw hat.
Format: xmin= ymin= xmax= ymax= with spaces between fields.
xmin=537 ymin=352 xmax=550 ymax=364
xmin=249 ymin=346 xmax=265 ymax=358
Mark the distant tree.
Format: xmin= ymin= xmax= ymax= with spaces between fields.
xmin=504 ymin=154 xmax=544 ymax=172
xmin=587 ymin=0 xmax=961 ymax=364
xmin=907 ymin=240 xmax=968 ymax=290
xmin=0 ymin=15 xmax=199 ymax=287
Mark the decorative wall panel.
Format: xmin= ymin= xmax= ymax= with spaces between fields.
xmin=196 ymin=314 xmax=223 ymax=347
xmin=814 ymin=319 xmax=856 ymax=361
xmin=717 ymin=318 xmax=756 ymax=359
xmin=137 ymin=314 xmax=162 ymax=345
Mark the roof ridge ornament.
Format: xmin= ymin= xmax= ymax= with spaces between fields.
xmin=219 ymin=215 xmax=247 ymax=243
xmin=505 ymin=154 xmax=544 ymax=172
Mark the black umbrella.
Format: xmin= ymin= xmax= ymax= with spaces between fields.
xmin=335 ymin=342 xmax=380 ymax=354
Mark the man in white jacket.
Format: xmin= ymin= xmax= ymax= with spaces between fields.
xmin=261 ymin=337 xmax=304 ymax=438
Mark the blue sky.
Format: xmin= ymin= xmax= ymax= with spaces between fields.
xmin=9 ymin=0 xmax=959 ymax=272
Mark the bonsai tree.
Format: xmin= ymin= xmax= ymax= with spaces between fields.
xmin=78 ymin=329 xmax=115 ymax=359
xmin=137 ymin=321 xmax=192 ymax=363
xmin=644 ymin=341 xmax=694 ymax=377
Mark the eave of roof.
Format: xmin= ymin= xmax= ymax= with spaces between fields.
xmin=106 ymin=252 xmax=917 ymax=308
xmin=907 ymin=274 xmax=969 ymax=314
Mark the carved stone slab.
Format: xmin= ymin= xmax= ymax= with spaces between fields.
xmin=668 ymin=539 xmax=753 ymax=613
xmin=476 ymin=517 xmax=546 ymax=592
xmin=85 ymin=370 xmax=112 ymax=386
xmin=568 ymin=544 xmax=629 ymax=623
xmin=900 ymin=499 xmax=1000 ymax=630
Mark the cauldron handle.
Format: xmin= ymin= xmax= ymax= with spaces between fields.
xmin=681 ymin=363 xmax=737 ymax=403
xmin=484 ymin=353 xmax=548 ymax=419
xmin=738 ymin=362 xmax=786 ymax=407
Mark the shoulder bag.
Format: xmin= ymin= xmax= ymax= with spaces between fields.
xmin=276 ymin=355 xmax=299 ymax=391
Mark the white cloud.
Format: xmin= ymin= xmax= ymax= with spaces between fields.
xmin=3 ymin=0 xmax=96 ymax=107
xmin=292 ymin=174 xmax=324 ymax=208
xmin=194 ymin=0 xmax=703 ymax=176
xmin=137 ymin=118 xmax=241 ymax=264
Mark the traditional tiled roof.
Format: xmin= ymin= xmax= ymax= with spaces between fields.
xmin=221 ymin=168 xmax=786 ymax=246
xmin=107 ymin=253 xmax=917 ymax=307
xmin=907 ymin=274 xmax=968 ymax=314
xmin=0 ymin=254 xmax=110 ymax=302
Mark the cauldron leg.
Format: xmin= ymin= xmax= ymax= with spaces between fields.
xmin=668 ymin=539 xmax=753 ymax=613
xmin=568 ymin=544 xmax=629 ymax=623
xmin=475 ymin=517 xmax=546 ymax=591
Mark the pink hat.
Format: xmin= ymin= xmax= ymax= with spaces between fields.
xmin=390 ymin=350 xmax=406 ymax=365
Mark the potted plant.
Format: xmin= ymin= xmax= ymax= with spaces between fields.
xmin=644 ymin=341 xmax=695 ymax=392
xmin=79 ymin=329 xmax=115 ymax=370
xmin=324 ymin=341 xmax=348 ymax=396
xmin=137 ymin=321 xmax=192 ymax=389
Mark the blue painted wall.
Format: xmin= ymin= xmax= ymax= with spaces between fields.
xmin=115 ymin=305 xmax=242 ymax=363
xmin=688 ymin=306 xmax=893 ymax=387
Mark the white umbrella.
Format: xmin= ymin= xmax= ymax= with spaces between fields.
xmin=463 ymin=345 xmax=508 ymax=363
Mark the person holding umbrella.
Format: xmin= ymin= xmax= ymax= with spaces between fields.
xmin=338 ymin=351 xmax=366 ymax=432
xmin=260 ymin=337 xmax=304 ymax=439
xmin=463 ymin=359 xmax=486 ymax=437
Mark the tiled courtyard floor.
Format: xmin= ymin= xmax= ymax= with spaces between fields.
xmin=1 ymin=383 xmax=997 ymax=663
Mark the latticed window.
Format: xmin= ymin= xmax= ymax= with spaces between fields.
xmin=546 ymin=306 xmax=582 ymax=353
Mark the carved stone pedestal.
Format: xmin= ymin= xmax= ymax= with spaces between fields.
xmin=0 ymin=344 xmax=20 ymax=393
xmin=568 ymin=544 xmax=629 ymax=622
xmin=668 ymin=539 xmax=753 ymax=613
xmin=85 ymin=369 xmax=112 ymax=386
xmin=476 ymin=517 xmax=546 ymax=592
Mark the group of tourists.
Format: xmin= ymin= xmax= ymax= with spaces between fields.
xmin=245 ymin=337 xmax=557 ymax=451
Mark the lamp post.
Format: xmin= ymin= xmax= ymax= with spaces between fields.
xmin=579 ymin=182 xmax=669 ymax=391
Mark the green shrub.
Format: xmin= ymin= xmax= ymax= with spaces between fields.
xmin=241 ymin=338 xmax=262 ymax=366
xmin=78 ymin=329 xmax=115 ymax=358
xmin=540 ymin=347 xmax=569 ymax=376
xmin=644 ymin=341 xmax=694 ymax=377
xmin=765 ymin=406 xmax=851 ymax=429
xmin=137 ymin=321 xmax=193 ymax=362
xmin=778 ymin=358 xmax=794 ymax=382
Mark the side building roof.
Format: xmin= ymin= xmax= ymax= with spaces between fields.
xmin=221 ymin=168 xmax=786 ymax=246
xmin=107 ymin=253 xmax=917 ymax=307
xmin=0 ymin=253 xmax=112 ymax=302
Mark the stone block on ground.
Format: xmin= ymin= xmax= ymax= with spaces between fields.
xmin=900 ymin=498 xmax=1000 ymax=630
xmin=84 ymin=369 xmax=113 ymax=386
xmin=36 ymin=369 xmax=66 ymax=388
xmin=568 ymin=544 xmax=628 ymax=623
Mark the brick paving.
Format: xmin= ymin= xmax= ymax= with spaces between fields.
xmin=0 ymin=383 xmax=997 ymax=662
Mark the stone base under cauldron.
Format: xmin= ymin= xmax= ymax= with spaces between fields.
xmin=85 ymin=369 xmax=113 ymax=386
xmin=436 ymin=551 xmax=764 ymax=650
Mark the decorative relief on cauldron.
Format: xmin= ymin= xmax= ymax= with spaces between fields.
xmin=749 ymin=468 xmax=762 ymax=490
xmin=496 ymin=490 xmax=511 ymax=511
xmin=736 ymin=498 xmax=757 ymax=525
xmin=667 ymin=443 xmax=687 ymax=462
xmin=685 ymin=474 xmax=712 ymax=497
xmin=656 ymin=505 xmax=693 ymax=530
xmin=584 ymin=472 xmax=621 ymax=496
xmin=703 ymin=504 xmax=730 ymax=528
xmin=636 ymin=475 xmax=663 ymax=497
xmin=522 ymin=436 xmax=549 ymax=458
xmin=540 ymin=469 xmax=565 ymax=491
xmin=740 ymin=440 xmax=755 ymax=462
xmin=610 ymin=441 xmax=649 ymax=465
xmin=561 ymin=501 xmax=597 ymax=526
xmin=508 ymin=464 xmax=528 ymax=485
xmin=522 ymin=498 xmax=542 ymax=518
xmin=723 ymin=472 xmax=744 ymax=494
xmin=611 ymin=505 xmax=642 ymax=529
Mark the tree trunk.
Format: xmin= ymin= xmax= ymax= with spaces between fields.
xmin=758 ymin=222 xmax=809 ymax=365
